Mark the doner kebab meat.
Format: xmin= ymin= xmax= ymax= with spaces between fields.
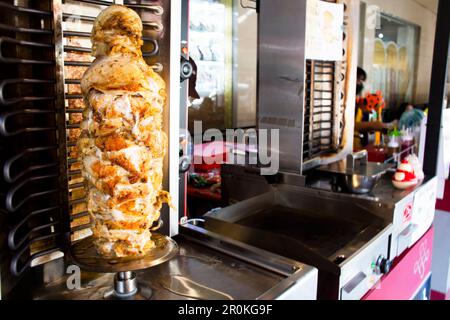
xmin=78 ymin=5 xmax=171 ymax=258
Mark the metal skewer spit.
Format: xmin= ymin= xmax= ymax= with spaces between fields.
xmin=70 ymin=233 xmax=178 ymax=300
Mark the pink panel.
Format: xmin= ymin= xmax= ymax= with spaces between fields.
xmin=436 ymin=180 xmax=450 ymax=212
xmin=363 ymin=227 xmax=434 ymax=300
xmin=431 ymin=290 xmax=446 ymax=300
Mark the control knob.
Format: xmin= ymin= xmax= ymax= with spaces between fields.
xmin=374 ymin=255 xmax=391 ymax=275
xmin=180 ymin=56 xmax=193 ymax=82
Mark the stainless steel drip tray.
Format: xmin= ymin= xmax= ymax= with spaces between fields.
xmin=204 ymin=185 xmax=388 ymax=273
xmin=32 ymin=235 xmax=317 ymax=300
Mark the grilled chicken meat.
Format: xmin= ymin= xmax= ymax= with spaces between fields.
xmin=78 ymin=5 xmax=170 ymax=258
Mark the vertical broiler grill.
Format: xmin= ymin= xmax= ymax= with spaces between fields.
xmin=0 ymin=0 xmax=319 ymax=300
xmin=1 ymin=0 xmax=436 ymax=301
xmin=0 ymin=0 xmax=181 ymax=299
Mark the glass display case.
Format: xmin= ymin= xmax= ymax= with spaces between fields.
xmin=359 ymin=2 xmax=420 ymax=111
xmin=187 ymin=0 xmax=257 ymax=132
xmin=188 ymin=0 xmax=231 ymax=132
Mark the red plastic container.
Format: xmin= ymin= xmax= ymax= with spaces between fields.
xmin=193 ymin=141 xmax=229 ymax=172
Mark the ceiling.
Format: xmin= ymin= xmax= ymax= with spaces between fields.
xmin=412 ymin=0 xmax=438 ymax=13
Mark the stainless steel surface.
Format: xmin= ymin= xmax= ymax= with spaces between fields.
xmin=317 ymin=158 xmax=392 ymax=177
xmin=336 ymin=174 xmax=380 ymax=195
xmin=32 ymin=237 xmax=318 ymax=300
xmin=257 ymin=0 xmax=307 ymax=173
xmin=203 ymin=181 xmax=392 ymax=299
xmin=70 ymin=234 xmax=178 ymax=273
xmin=205 ymin=184 xmax=387 ymax=260
xmin=338 ymin=225 xmax=391 ymax=300
xmin=309 ymin=174 xmax=434 ymax=210
xmin=102 ymin=271 xmax=153 ymax=300
xmin=307 ymin=172 xmax=438 ymax=261
xmin=112 ymin=271 xmax=138 ymax=297
xmin=315 ymin=157 xmax=394 ymax=194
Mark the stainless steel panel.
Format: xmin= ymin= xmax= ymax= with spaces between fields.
xmin=204 ymin=184 xmax=388 ymax=269
xmin=258 ymin=0 xmax=307 ymax=173
xmin=276 ymin=267 xmax=318 ymax=300
xmin=339 ymin=225 xmax=392 ymax=300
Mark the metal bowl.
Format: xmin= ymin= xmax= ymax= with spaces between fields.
xmin=336 ymin=173 xmax=381 ymax=194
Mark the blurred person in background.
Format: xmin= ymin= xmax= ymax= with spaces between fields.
xmin=354 ymin=67 xmax=396 ymax=147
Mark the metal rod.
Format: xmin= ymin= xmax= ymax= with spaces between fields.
xmin=68 ymin=169 xmax=81 ymax=176
xmin=63 ymin=12 xmax=162 ymax=29
xmin=0 ymin=2 xmax=52 ymax=16
xmin=66 ymin=108 xmax=84 ymax=113
xmin=0 ymin=23 xmax=52 ymax=34
xmin=70 ymin=211 xmax=89 ymax=220
xmin=71 ymin=223 xmax=93 ymax=232
xmin=69 ymin=197 xmax=86 ymax=205
xmin=69 ymin=182 xmax=85 ymax=189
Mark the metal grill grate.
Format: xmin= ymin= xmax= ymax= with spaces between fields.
xmin=303 ymin=60 xmax=336 ymax=161
xmin=302 ymin=0 xmax=349 ymax=164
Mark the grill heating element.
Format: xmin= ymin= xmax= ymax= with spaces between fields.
xmin=303 ymin=60 xmax=336 ymax=161
xmin=0 ymin=0 xmax=68 ymax=284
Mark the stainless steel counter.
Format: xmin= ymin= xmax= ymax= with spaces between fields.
xmin=307 ymin=172 xmax=438 ymax=259
xmin=308 ymin=171 xmax=433 ymax=206
xmin=31 ymin=235 xmax=318 ymax=300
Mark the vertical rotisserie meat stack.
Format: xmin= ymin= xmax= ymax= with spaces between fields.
xmin=78 ymin=5 xmax=170 ymax=258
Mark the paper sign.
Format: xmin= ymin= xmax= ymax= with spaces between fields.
xmin=305 ymin=0 xmax=344 ymax=61
xmin=437 ymin=109 xmax=450 ymax=199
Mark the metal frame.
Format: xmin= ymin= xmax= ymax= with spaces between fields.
xmin=257 ymin=0 xmax=308 ymax=174
xmin=423 ymin=0 xmax=450 ymax=177
xmin=168 ymin=0 xmax=181 ymax=236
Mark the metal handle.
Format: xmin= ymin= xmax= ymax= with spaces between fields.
xmin=183 ymin=218 xmax=205 ymax=227
xmin=347 ymin=150 xmax=368 ymax=171
xmin=151 ymin=63 xmax=164 ymax=73
xmin=342 ymin=272 xmax=367 ymax=295
xmin=179 ymin=156 xmax=191 ymax=173
xmin=143 ymin=22 xmax=164 ymax=32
